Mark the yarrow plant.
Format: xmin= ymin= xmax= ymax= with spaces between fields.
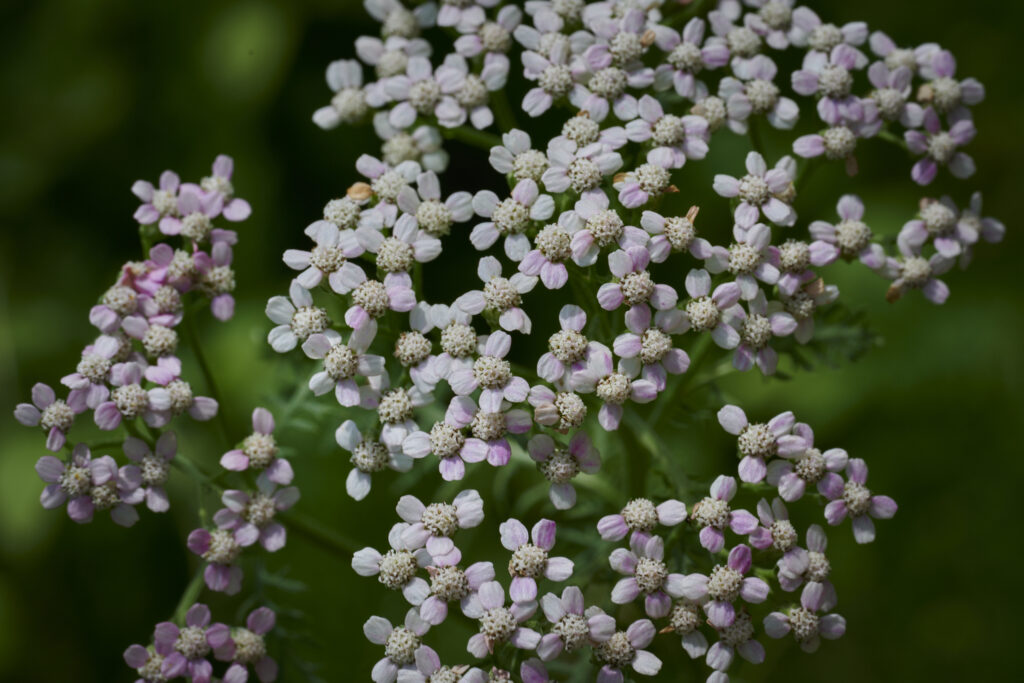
xmin=13 ymin=0 xmax=1003 ymax=680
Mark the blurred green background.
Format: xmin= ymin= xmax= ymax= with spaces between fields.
xmin=0 ymin=0 xmax=1021 ymax=681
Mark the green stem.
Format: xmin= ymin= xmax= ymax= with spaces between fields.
xmin=649 ymin=333 xmax=713 ymax=427
xmin=749 ymin=117 xmax=765 ymax=156
xmin=183 ymin=314 xmax=232 ymax=449
xmin=876 ymin=128 xmax=908 ymax=152
xmin=281 ymin=510 xmax=359 ymax=557
xmin=794 ymin=157 xmax=821 ymax=194
xmin=490 ymin=88 xmax=520 ymax=134
xmin=171 ymin=565 xmax=206 ymax=624
xmin=441 ymin=126 xmax=503 ymax=151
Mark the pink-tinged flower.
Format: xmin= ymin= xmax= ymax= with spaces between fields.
xmin=868 ymin=31 xmax=939 ymax=75
xmin=641 ymin=207 xmax=713 ymax=263
xmin=713 ymin=152 xmax=795 ymax=228
xmin=213 ymin=481 xmax=299 ymax=553
xmin=679 ymin=269 xmax=742 ymax=349
xmin=822 ymin=458 xmax=897 ymax=544
xmin=456 ymin=5 xmax=522 ymax=57
xmin=528 ymin=386 xmax=589 ymax=433
xmin=384 ymin=56 xmax=447 ymax=128
xmin=773 ymin=238 xmax=831 ymax=296
xmin=719 ymin=57 xmax=799 ymax=133
xmin=283 ymin=220 xmax=365 ymax=291
xmin=776 ymin=523 xmax=836 ymax=603
xmin=883 ymin=250 xmax=953 ymax=305
xmin=500 ymin=518 xmax=574 ymax=603
xmin=448 ymin=395 xmax=531 ymax=469
xmin=15 ymin=382 xmax=86 ymax=451
xmin=193 ymin=240 xmax=237 ymax=321
xmin=707 ymin=1 xmax=762 ymax=69
xmin=123 ymin=643 xmax=170 ymax=683
xmin=221 ymin=408 xmax=294 ymax=486
xmin=610 ymin=534 xmax=686 ymax=618
xmin=397 ymin=489 xmax=485 ymax=564
xmin=223 ymin=607 xmax=278 ymax=683
xmin=437 ymin=0 xmax=496 ymax=32
xmin=704 ymin=610 xmax=765 ymax=677
xmin=613 ymin=306 xmax=688 ymax=392
xmin=625 ymin=95 xmax=709 ymax=169
xmin=542 ymin=137 xmax=623 ymax=197
xmin=748 ymin=497 xmax=799 ymax=552
xmin=401 ymin=413 xmax=478 ymax=483
xmin=133 ymin=243 xmax=198 ymax=295
xmin=154 ymin=603 xmax=235 ymax=683
xmin=591 ymin=615 xmax=662 ymax=681
xmin=681 ymin=544 xmax=770 ymax=629
xmin=789 ymin=7 xmax=867 ymax=52
xmin=266 ymin=281 xmax=333 ymax=353
xmin=740 ymin=0 xmax=799 ymax=49
xmin=132 ymin=170 xmax=181 ymax=225
xmin=905 ymin=108 xmax=976 ymax=185
xmin=723 ymin=290 xmax=798 ymax=375
xmin=123 ymin=432 xmax=177 ymax=513
xmin=341 ymin=270 xmax=419 ymax=330
xmin=449 ymin=331 xmax=529 ymax=411
xmin=563 ymin=191 xmax=648 ymax=266
xmin=792 ymin=44 xmax=868 ymax=125
xmin=372 ymin=114 xmax=450 ymax=173
xmin=706 ymin=224 xmax=780 ymax=300
xmin=955 ymin=192 xmax=1005 ymax=267
xmin=918 ymin=49 xmax=985 ymax=116
xmin=489 ymin=129 xmax=549 ymax=182
xmin=663 ymin=600 xmax=709 ymax=659
xmin=598 ymin=246 xmax=678 ymax=315
xmin=399 ymin=646 xmax=486 ymax=683
xmin=653 ymin=17 xmax=729 ymax=99
xmin=312 ymin=59 xmax=373 ymax=131
xmin=352 ymin=522 xmax=432 ymax=605
xmin=793 ymin=116 xmax=877 ymax=175
xmin=120 ymin=315 xmax=178 ymax=360
xmin=528 ymin=432 xmax=599 ymax=510
xmin=35 ymin=445 xmax=142 ymax=526
xmin=93 ymin=362 xmax=165 ymax=431
xmin=365 ymin=608 xmax=431 ymax=683
xmin=717 ymin=405 xmax=805 ymax=483
xmin=691 ymin=476 xmax=759 ymax=553
xmin=338 ymin=419 xmax=413 ymax=501
xmin=568 ymin=41 xmax=654 ymax=122
xmin=365 ymin=0 xmax=438 ymax=36
xmin=537 ymin=586 xmax=615 ymax=661
xmin=356 ymin=34 xmax=432 ymax=78
xmin=159 ymin=187 xmax=222 ymax=241
xmin=521 ymin=46 xmax=574 ymax=117
xmin=537 ymin=305 xmax=590 ymax=383
xmin=375 ymin=380 xmax=433 ymax=448
xmin=302 ymin=325 xmax=385 ymax=407
xmin=396 ymin=170 xmax=475 ymax=238
xmin=809 ymin=194 xmax=885 ymax=269
xmin=426 ymin=305 xmax=476 ymax=382
xmin=597 ymin=497 xmax=687 ymax=542
xmin=471 ymin=179 xmax=554 ymax=261
xmin=614 ymin=163 xmax=674 ymax=208
xmin=866 ymin=62 xmax=924 ymax=127
xmin=570 ymin=342 xmax=657 ymax=431
xmin=188 ymin=523 xmax=258 ymax=595
xmin=766 ymin=438 xmax=849 ymax=503
xmin=435 ymin=53 xmax=510 ymax=129
xmin=199 ymin=154 xmax=250 ymax=222
xmin=781 ymin=277 xmax=839 ymax=344
xmin=520 ymin=658 xmax=551 ymax=683
xmin=454 ymin=256 xmax=537 ymax=333
xmin=764 ymin=582 xmax=846 ymax=653
xmin=898 ymin=196 xmax=978 ymax=259
xmin=144 ymin=357 xmax=219 ymax=427
xmin=356 ymin=155 xmax=422 ymax=207
xmin=421 ymin=560 xmax=495 ymax=626
xmin=466 ymin=581 xmax=541 ymax=657
xmin=518 ymin=219 xmax=576 ymax=290
xmin=89 ymin=282 xmax=140 ymax=334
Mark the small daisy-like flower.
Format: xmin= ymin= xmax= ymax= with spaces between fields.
xmin=597 ymin=497 xmax=688 ymax=542
xmin=809 ymin=194 xmax=885 ymax=269
xmin=266 ymin=281 xmax=333 ymax=353
xmin=220 ymin=408 xmax=294 ymax=486
xmin=537 ymin=304 xmax=589 ymax=383
xmin=399 ymin=646 xmax=487 ymax=683
xmin=437 ymin=0 xmax=496 ymax=32
xmin=303 ymin=325 xmax=384 ymax=407
xmin=444 ymin=395 xmax=532 ymax=469
xmin=868 ymin=30 xmax=938 ymax=75
xmin=598 ymin=246 xmax=678 ymax=317
xmin=956 ymin=191 xmax=1005 ymax=266
xmin=338 ymin=419 xmax=414 ymax=501
xmin=613 ymin=306 xmax=688 ymax=392
xmin=15 ymin=382 xmax=86 ymax=451
xmin=776 ymin=523 xmax=836 ymax=598
xmin=704 ymin=610 xmax=766 ymax=678
xmin=132 ymin=169 xmax=181 ymax=225
xmin=723 ymin=290 xmax=798 ymax=375
xmin=377 ymin=378 xmax=434 ymax=448
xmin=563 ymin=191 xmax=649 ymax=266
xmin=454 ymin=256 xmax=537 ymax=333
xmin=160 ymin=187 xmax=222 ymax=241
xmin=713 ymin=151 xmax=795 ymax=228
xmin=742 ymin=0 xmax=799 ymax=49
xmin=435 ymin=53 xmax=510 ymax=130
xmin=782 ymin=277 xmax=839 ymax=344
xmin=373 ymin=115 xmax=450 ymax=173
xmin=763 ymin=582 xmax=846 ymax=652
xmin=194 ymin=241 xmax=237 ymax=321
xmin=611 ymin=534 xmax=686 ymax=618
xmin=748 ymin=497 xmax=799 ymax=552
xmin=822 ymin=458 xmax=897 ymax=543
xmin=898 ymin=196 xmax=978 ymax=259
xmin=571 ymin=342 xmax=658 ymax=431
xmin=356 ymin=34 xmax=431 ymax=79
xmin=766 ymin=437 xmax=849 ymax=503
xmin=883 ymin=249 xmax=953 ymax=304
xmin=681 ymin=544 xmax=769 ymax=628
xmin=500 ymin=518 xmax=574 ymax=603
xmin=721 ymin=56 xmax=800 ymax=132
xmin=679 ymin=268 xmax=742 ymax=349
xmin=213 ymin=480 xmax=300 ymax=553
xmin=456 ymin=5 xmax=522 ymax=58
xmin=518 ymin=218 xmax=576 ymax=289
xmin=774 ymin=237 xmax=832 ymax=296
xmin=653 ymin=17 xmax=729 ymax=100
xmin=449 ymin=330 xmax=529 ymax=411
xmin=35 ymin=445 xmax=142 ymax=526
xmin=905 ymin=107 xmax=976 ymax=185
xmin=396 ymin=170 xmax=475 ymax=238
xmin=397 ymin=489 xmax=485 ymax=564
xmin=365 ymin=0 xmax=437 ymax=39
xmin=466 ymin=580 xmax=541 ymax=657
xmin=793 ymin=113 xmax=877 ymax=174
xmin=428 ymin=305 xmax=479 ymax=382
xmin=625 ymin=95 xmax=709 ymax=169
xmin=313 ymin=59 xmax=372 ymax=130
xmin=569 ymin=42 xmax=654 ymax=122
xmin=717 ymin=404 xmax=806 ymax=483
xmin=123 ymin=432 xmax=177 ymax=513
xmin=866 ymin=62 xmax=924 ymax=127
xmin=662 ymin=599 xmax=710 ymax=659
xmin=385 ymin=56 xmax=446 ymax=128
xmin=708 ymin=1 xmax=763 ymax=68
xmin=121 ymin=315 xmax=178 ymax=359
xmin=791 ymin=44 xmax=868 ymax=125
xmin=706 ymin=224 xmax=781 ymax=300
xmin=471 ymin=179 xmax=555 ymax=261
xmin=144 ymin=357 xmax=219 ymax=427
xmin=691 ymin=475 xmax=759 ymax=553
xmin=365 ymin=608 xmax=431 ymax=683
xmin=641 ymin=207 xmax=713 ymax=263
xmin=93 ymin=362 xmax=165 ymax=431
xmin=89 ymin=281 xmax=140 ymax=334
xmin=336 ymin=270 xmax=418 ymax=330
xmin=542 ymin=137 xmax=623 ymax=197
xmin=187 ymin=523 xmax=258 ymax=595
xmin=536 ymin=586 xmax=616 ymax=661
xmin=527 ymin=433 xmax=599 ymax=509
xmin=353 ymin=522 xmax=432 ymax=605
xmin=917 ymin=49 xmax=985 ymax=116
xmin=615 ymin=162 xmax=674 ymax=208
xmin=521 ymin=46 xmax=575 ymax=117
xmin=489 ymin=129 xmax=549 ymax=183
xmin=402 ymin=411 xmax=482 ymax=482
xmin=153 ymin=604 xmax=235 ymax=682
xmin=591 ymin=615 xmax=662 ymax=681
xmin=420 ymin=559 xmax=496 ymax=626
xmin=363 ymin=213 xmax=443 ymax=274
xmin=199 ymin=154 xmax=250 ymax=222
xmin=283 ymin=220 xmax=365 ymax=291
xmin=123 ymin=642 xmax=170 ymax=683
xmin=223 ymin=607 xmax=278 ymax=683
xmin=789 ymin=6 xmax=867 ymax=53
xmin=357 ymin=154 xmax=423 ymax=207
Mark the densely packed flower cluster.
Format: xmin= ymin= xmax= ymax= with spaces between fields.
xmin=12 ymin=0 xmax=1003 ymax=681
